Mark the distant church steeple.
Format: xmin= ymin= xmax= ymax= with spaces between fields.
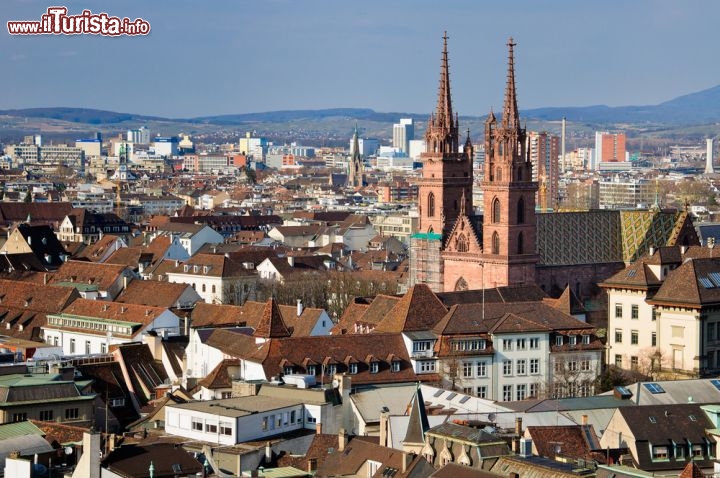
xmin=348 ymin=123 xmax=363 ymax=188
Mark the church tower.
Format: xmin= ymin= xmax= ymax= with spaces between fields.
xmin=418 ymin=32 xmax=473 ymax=239
xmin=348 ymin=124 xmax=363 ymax=188
xmin=480 ymin=38 xmax=538 ymax=287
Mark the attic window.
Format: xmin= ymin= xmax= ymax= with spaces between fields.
xmin=649 ymin=416 xmax=656 ymax=423
xmin=370 ymin=361 xmax=379 ymax=374
xmin=582 ymin=335 xmax=590 ymax=344
xmin=183 ymin=265 xmax=190 ymax=273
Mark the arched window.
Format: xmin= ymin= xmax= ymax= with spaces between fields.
xmin=492 ymin=198 xmax=501 ymax=223
xmin=454 ymin=277 xmax=468 ymax=291
xmin=456 ymin=234 xmax=468 ymax=253
xmin=211 ymin=285 xmax=216 ymax=294
xmin=492 ymin=232 xmax=500 ymax=255
xmin=428 ymin=193 xmax=435 ymax=218
xmin=517 ymin=197 xmax=525 ymax=224
xmin=202 ymin=284 xmax=206 ymax=293
xmin=495 ymin=167 xmax=502 ymax=182
xmin=517 ymin=232 xmax=524 ymax=255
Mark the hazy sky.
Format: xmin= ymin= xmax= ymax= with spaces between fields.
xmin=2 ymin=0 xmax=719 ymax=118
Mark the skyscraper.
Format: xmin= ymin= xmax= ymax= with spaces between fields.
xmin=393 ymin=118 xmax=414 ymax=154
xmin=527 ymin=131 xmax=560 ymax=211
xmin=594 ymin=131 xmax=626 ymax=169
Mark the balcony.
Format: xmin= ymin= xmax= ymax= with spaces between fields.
xmin=411 ymin=349 xmax=434 ymax=359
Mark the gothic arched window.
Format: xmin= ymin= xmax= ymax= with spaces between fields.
xmin=492 ymin=232 xmax=500 ymax=255
xmin=454 ymin=277 xmax=468 ymax=291
xmin=456 ymin=234 xmax=468 ymax=253
xmin=517 ymin=232 xmax=524 ymax=255
xmin=495 ymin=167 xmax=502 ymax=182
xmin=517 ymin=197 xmax=525 ymax=224
xmin=428 ymin=193 xmax=435 ymax=218
xmin=492 ymin=198 xmax=501 ymax=223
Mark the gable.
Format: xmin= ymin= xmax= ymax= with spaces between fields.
xmin=444 ymin=214 xmax=482 ymax=254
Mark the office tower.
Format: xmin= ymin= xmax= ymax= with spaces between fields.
xmin=393 ymin=118 xmax=414 ymax=154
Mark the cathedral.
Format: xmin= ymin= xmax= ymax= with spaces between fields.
xmin=410 ymin=35 xmax=699 ymax=296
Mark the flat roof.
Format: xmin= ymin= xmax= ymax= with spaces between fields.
xmin=168 ymin=396 xmax=304 ymax=418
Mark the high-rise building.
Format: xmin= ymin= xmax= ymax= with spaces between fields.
xmin=393 ymin=118 xmax=414 ymax=154
xmin=527 ymin=131 xmax=559 ymax=211
xmin=594 ymin=131 xmax=626 ymax=169
xmin=127 ymin=126 xmax=150 ymax=144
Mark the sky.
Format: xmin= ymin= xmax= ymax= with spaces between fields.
xmin=2 ymin=0 xmax=719 ymax=118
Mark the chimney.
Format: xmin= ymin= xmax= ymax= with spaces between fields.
xmin=315 ymin=422 xmax=322 ymax=435
xmin=649 ymin=245 xmax=655 ymax=256
xmin=287 ymin=255 xmax=294 ymax=267
xmin=379 ymin=409 xmax=390 ymax=448
xmin=513 ymin=417 xmax=523 ymax=453
xmin=265 ymin=441 xmax=272 ymax=462
xmin=43 ymin=273 xmax=48 ymax=285
xmin=338 ymin=428 xmax=347 ymax=452
xmin=71 ymin=431 xmax=101 ymax=478
xmin=681 ymin=245 xmax=687 ymax=255
xmin=581 ymin=414 xmax=588 ymax=426
xmin=122 ymin=275 xmax=128 ymax=290
xmin=296 ymin=299 xmax=303 ymax=317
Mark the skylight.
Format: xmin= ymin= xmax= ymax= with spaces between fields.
xmin=709 ymin=272 xmax=720 ymax=286
xmin=433 ymin=390 xmax=444 ymax=398
xmin=446 ymin=392 xmax=457 ymax=400
xmin=710 ymin=379 xmax=720 ymax=391
xmin=644 ymin=383 xmax=665 ymax=394
xmin=459 ymin=395 xmax=471 ymax=404
xmin=699 ymin=277 xmax=715 ymax=289
xmin=627 ymin=269 xmax=637 ymax=278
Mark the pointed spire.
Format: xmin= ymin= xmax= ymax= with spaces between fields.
xmin=486 ymin=108 xmax=496 ymax=124
xmin=502 ymin=37 xmax=520 ymax=130
xmin=402 ymin=384 xmax=430 ymax=446
xmin=435 ymin=31 xmax=454 ymax=132
xmin=352 ymin=122 xmax=360 ymax=160
xmin=254 ymin=298 xmax=291 ymax=338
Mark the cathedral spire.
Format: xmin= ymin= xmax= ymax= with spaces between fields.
xmin=434 ymin=31 xmax=454 ymax=132
xmin=501 ymin=37 xmax=520 ymax=130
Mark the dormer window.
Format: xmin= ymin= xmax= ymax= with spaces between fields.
xmin=370 ymin=361 xmax=379 ymax=374
xmin=391 ymin=361 xmax=400 ymax=373
xmin=283 ymin=366 xmax=293 ymax=375
xmin=307 ymin=365 xmax=316 ymax=376
xmin=183 ymin=265 xmax=190 ymax=273
xmin=569 ymin=335 xmax=577 ymax=346
xmin=555 ymin=336 xmax=563 ymax=346
xmin=348 ymin=363 xmax=358 ymax=374
xmin=582 ymin=335 xmax=590 ymax=344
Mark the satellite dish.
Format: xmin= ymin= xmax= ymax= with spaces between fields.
xmin=64 ymin=447 xmax=73 ymax=455
xmin=487 ymin=413 xmax=496 ymax=422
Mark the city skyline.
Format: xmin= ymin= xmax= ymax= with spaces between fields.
xmin=2 ymin=0 xmax=719 ymax=118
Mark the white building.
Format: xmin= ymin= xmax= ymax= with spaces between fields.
xmin=393 ymin=118 xmax=414 ymax=154
xmin=41 ymin=300 xmax=181 ymax=356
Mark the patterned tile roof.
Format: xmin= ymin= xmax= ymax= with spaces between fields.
xmin=537 ymin=210 xmax=698 ymax=266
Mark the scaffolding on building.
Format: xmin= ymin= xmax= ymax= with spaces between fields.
xmin=408 ymin=232 xmax=444 ymax=292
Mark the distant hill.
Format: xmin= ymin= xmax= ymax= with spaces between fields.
xmin=523 ymin=84 xmax=720 ymax=124
xmin=0 ymin=107 xmax=172 ymax=125
xmin=2 ymin=84 xmax=720 ymax=126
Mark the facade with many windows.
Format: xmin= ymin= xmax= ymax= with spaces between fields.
xmin=602 ymin=245 xmax=720 ymax=378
